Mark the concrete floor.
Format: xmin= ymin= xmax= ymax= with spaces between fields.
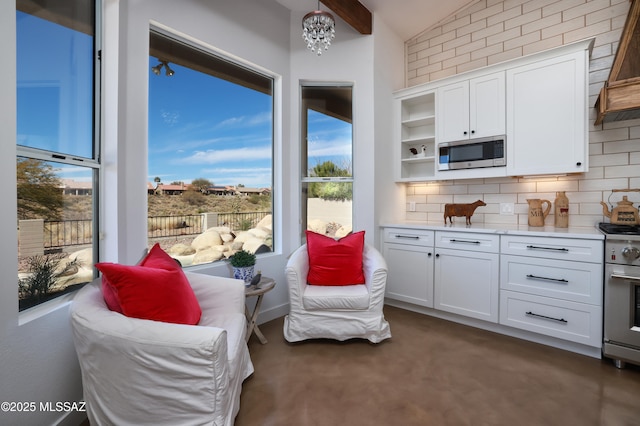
xmin=236 ymin=305 xmax=640 ymax=426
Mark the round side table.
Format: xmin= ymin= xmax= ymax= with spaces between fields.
xmin=244 ymin=277 xmax=275 ymax=344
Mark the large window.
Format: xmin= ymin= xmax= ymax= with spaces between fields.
xmin=16 ymin=0 xmax=100 ymax=311
xmin=301 ymin=84 xmax=353 ymax=238
xmin=148 ymin=31 xmax=274 ymax=267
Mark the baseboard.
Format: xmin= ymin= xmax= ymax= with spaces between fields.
xmin=256 ymin=302 xmax=288 ymax=325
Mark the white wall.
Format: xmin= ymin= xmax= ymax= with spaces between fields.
xmin=1 ymin=2 xmax=406 ymax=423
xmin=373 ymin=14 xmax=407 ymax=245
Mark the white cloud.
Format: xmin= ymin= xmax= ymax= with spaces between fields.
xmin=178 ymin=146 xmax=272 ymax=165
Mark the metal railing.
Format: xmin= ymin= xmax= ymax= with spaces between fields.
xmin=216 ymin=211 xmax=270 ymax=231
xmin=147 ymin=214 xmax=203 ymax=238
xmin=44 ymin=219 xmax=93 ymax=249
xmin=41 ymin=211 xmax=271 ymax=250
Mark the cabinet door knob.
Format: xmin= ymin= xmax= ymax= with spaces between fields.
xmin=576 ymin=161 xmax=582 ymax=166
xmin=428 ymin=252 xmax=432 ymax=257
xmin=435 ymin=253 xmax=440 ymax=258
xmin=463 ymin=131 xmax=468 ymax=135
xmin=471 ymin=130 xmax=475 ymax=134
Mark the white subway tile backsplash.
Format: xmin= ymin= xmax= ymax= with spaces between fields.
xmin=590 ymin=127 xmax=629 ymax=143
xmin=579 ymin=178 xmax=629 ymax=191
xmin=500 ymin=182 xmax=537 ymax=193
xmin=427 ymin=194 xmax=455 ymax=204
xmin=562 ymin=0 xmax=610 ymax=21
xmin=484 ymin=193 xmax=518 ymax=203
xmin=536 ymin=180 xmax=579 ymax=192
xmin=605 ymin=164 xmax=640 ymax=179
xmin=468 ymin=184 xmax=501 ymax=194
xmin=403 ymin=0 xmax=634 ymax=224
xmin=603 ymin=139 xmax=640 ymax=154
xmin=471 ymin=3 xmax=505 ymax=23
xmin=589 ymin=153 xmax=629 ymax=167
xmin=505 ymin=8 xmax=543 ymax=30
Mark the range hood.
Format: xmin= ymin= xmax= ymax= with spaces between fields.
xmin=594 ymin=0 xmax=640 ymax=125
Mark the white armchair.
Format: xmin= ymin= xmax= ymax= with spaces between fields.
xmin=283 ymin=244 xmax=391 ymax=343
xmin=70 ymin=272 xmax=253 ymax=426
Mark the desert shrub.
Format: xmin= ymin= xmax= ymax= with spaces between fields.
xmin=182 ymin=190 xmax=205 ymax=206
xmin=19 ymin=254 xmax=78 ymax=301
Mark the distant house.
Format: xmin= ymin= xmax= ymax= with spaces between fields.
xmin=60 ymin=179 xmax=92 ymax=196
xmin=147 ymin=182 xmax=156 ymax=195
xmin=207 ymin=185 xmax=235 ymax=196
xmin=155 ymin=183 xmax=191 ymax=195
xmin=236 ymin=187 xmax=271 ymax=196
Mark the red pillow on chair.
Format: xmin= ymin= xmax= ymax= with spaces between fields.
xmin=96 ymin=244 xmax=201 ymax=325
xmin=305 ymin=230 xmax=365 ymax=286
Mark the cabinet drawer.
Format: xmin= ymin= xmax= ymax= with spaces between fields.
xmin=384 ymin=228 xmax=434 ymax=247
xmin=501 ymin=235 xmax=603 ymax=263
xmin=500 ymin=255 xmax=602 ymax=305
xmin=435 ymin=231 xmax=499 ymax=253
xmin=499 ymin=290 xmax=602 ymax=348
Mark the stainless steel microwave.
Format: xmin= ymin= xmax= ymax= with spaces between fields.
xmin=438 ymin=136 xmax=506 ymax=171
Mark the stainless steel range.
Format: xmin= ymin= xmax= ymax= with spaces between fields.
xmin=599 ymin=222 xmax=640 ymax=368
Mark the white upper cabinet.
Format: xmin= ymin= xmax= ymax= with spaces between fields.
xmin=506 ymin=49 xmax=589 ymax=176
xmin=393 ymin=38 xmax=593 ymax=182
xmin=437 ymin=72 xmax=505 ymax=143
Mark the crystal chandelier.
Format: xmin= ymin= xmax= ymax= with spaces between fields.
xmin=302 ymin=3 xmax=335 ymax=56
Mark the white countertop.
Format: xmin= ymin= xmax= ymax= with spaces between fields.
xmin=381 ymin=221 xmax=605 ymax=240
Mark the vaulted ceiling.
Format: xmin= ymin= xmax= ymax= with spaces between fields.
xmin=275 ymin=0 xmax=478 ymax=41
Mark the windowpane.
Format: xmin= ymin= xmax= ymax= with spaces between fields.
xmin=16 ymin=5 xmax=95 ymax=158
xmin=16 ymin=0 xmax=99 ymax=311
xmin=301 ymin=85 xmax=353 ymax=237
xmin=148 ymin=32 xmax=274 ymax=266
xmin=17 ymin=158 xmax=95 ymax=311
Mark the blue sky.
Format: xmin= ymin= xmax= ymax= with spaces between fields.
xmin=148 ymin=59 xmax=274 ymax=188
xmin=148 ymin=59 xmax=353 ymax=188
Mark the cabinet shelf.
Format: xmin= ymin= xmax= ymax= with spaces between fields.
xmin=401 ymin=156 xmax=435 ymax=163
xmin=396 ymin=90 xmax=437 ymax=181
xmin=401 ymin=135 xmax=435 ymax=144
xmin=402 ymin=115 xmax=435 ymax=128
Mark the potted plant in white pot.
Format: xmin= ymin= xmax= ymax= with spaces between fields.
xmin=229 ymin=249 xmax=256 ymax=285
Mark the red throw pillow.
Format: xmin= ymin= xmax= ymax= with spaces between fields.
xmin=305 ymin=230 xmax=365 ymax=286
xmin=96 ymin=244 xmax=201 ymax=325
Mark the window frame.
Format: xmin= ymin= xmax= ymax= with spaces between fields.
xmin=15 ymin=0 xmax=102 ymax=311
xmin=147 ymin=25 xmax=279 ymax=264
xmin=300 ymin=81 xmax=354 ymax=236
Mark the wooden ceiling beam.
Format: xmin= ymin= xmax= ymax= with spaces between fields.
xmin=321 ymin=0 xmax=372 ymax=35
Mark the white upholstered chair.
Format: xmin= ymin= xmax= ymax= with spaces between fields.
xmin=70 ymin=272 xmax=253 ymax=426
xmin=283 ymin=244 xmax=391 ymax=343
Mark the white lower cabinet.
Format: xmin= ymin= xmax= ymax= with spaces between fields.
xmin=381 ymin=226 xmax=604 ymax=355
xmin=434 ymin=232 xmax=500 ymax=323
xmin=500 ymin=291 xmax=601 ymax=347
xmin=499 ymin=235 xmax=603 ymax=348
xmin=383 ymin=228 xmax=434 ymax=307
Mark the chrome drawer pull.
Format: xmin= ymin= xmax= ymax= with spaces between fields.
xmin=525 ymin=311 xmax=567 ymax=323
xmin=394 ymin=234 xmax=420 ymax=240
xmin=526 ymin=274 xmax=569 ymax=283
xmin=526 ymin=245 xmax=569 ymax=252
xmin=450 ymin=239 xmax=481 ymax=245
xmin=610 ymin=273 xmax=640 ymax=282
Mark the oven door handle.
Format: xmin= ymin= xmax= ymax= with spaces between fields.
xmin=610 ymin=273 xmax=640 ymax=282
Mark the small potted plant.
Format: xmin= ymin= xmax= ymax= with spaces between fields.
xmin=229 ymin=249 xmax=256 ymax=285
